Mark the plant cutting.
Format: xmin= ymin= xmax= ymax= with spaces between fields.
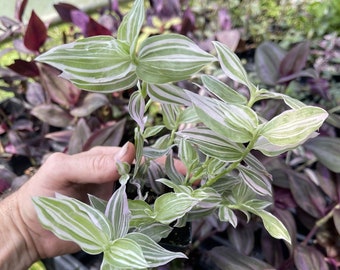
xmin=31 ymin=0 xmax=329 ymax=269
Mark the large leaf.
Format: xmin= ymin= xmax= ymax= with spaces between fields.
xmin=117 ymin=0 xmax=145 ymax=55
xmin=36 ymin=36 xmax=137 ymax=92
xmin=201 ymin=75 xmax=247 ymax=104
xmin=213 ymin=41 xmax=250 ymax=87
xmin=255 ymin=41 xmax=286 ymax=85
xmin=176 ymin=127 xmax=244 ymax=162
xmin=137 ymin=34 xmax=215 ymax=84
xmin=126 ymin=232 xmax=187 ymax=267
xmin=33 ymin=195 xmax=112 ymax=254
xmin=259 ymin=106 xmax=328 ymax=146
xmin=304 ymin=137 xmax=340 ymax=173
xmin=105 ymin=185 xmax=131 ymax=239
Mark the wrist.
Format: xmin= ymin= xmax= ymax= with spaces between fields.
xmin=0 ymin=192 xmax=39 ymax=270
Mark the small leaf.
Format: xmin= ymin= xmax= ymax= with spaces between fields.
xmin=24 ymin=11 xmax=47 ymax=51
xmin=333 ymin=208 xmax=340 ymax=235
xmin=177 ymin=127 xmax=244 ymax=162
xmin=128 ymin=199 xmax=154 ymax=227
xmin=218 ymin=206 xmax=238 ymax=227
xmin=162 ymin=103 xmax=181 ymax=130
xmin=126 ymin=232 xmax=187 ymax=267
xmin=294 ymin=245 xmax=328 ymax=270
xmin=143 ymin=125 xmax=164 ymax=139
xmin=133 ymin=223 xmax=172 ymax=243
xmin=103 ymin=238 xmax=148 ymax=269
xmin=201 ymin=75 xmax=247 ymax=104
xmin=8 ymin=59 xmax=40 ymax=77
xmin=147 ymin=83 xmax=191 ymax=106
xmin=117 ymin=0 xmax=145 ymax=55
xmin=105 ymin=185 xmax=131 ymax=239
xmin=129 ymin=90 xmax=146 ymax=131
xmin=154 ymin=193 xmax=198 ymax=224
xmin=68 ymin=118 xmax=91 ymax=154
xmin=260 ymin=106 xmax=328 ymax=146
xmin=213 ymin=41 xmax=250 ymax=87
xmin=304 ymin=137 xmax=340 ymax=173
xmin=137 ymin=34 xmax=215 ymax=84
xmin=165 ymin=152 xmax=185 ymax=184
xmin=33 ymin=196 xmax=111 ymax=254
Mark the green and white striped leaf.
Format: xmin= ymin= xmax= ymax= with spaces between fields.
xmin=165 ymin=153 xmax=185 ymax=185
xmin=162 ymin=103 xmax=181 ymax=130
xmin=105 ymin=185 xmax=131 ymax=239
xmin=254 ymin=90 xmax=306 ymax=109
xmin=147 ymin=83 xmax=191 ymax=106
xmin=143 ymin=125 xmax=165 ymax=139
xmin=177 ymin=127 xmax=244 ymax=162
xmin=129 ymin=90 xmax=146 ymax=131
xmin=192 ymin=187 xmax=221 ymax=208
xmin=238 ymin=165 xmax=272 ymax=196
xmin=88 ymin=194 xmax=107 ymax=213
xmin=137 ymin=34 xmax=215 ymax=84
xmin=117 ymin=0 xmax=145 ymax=55
xmin=218 ymin=205 xmax=238 ymax=227
xmin=153 ymin=193 xmax=199 ymax=224
xmin=201 ymin=75 xmax=247 ymax=104
xmin=186 ymin=91 xmax=258 ymax=143
xmin=36 ymin=36 xmax=137 ymax=92
xmin=33 ymin=196 xmax=112 ymax=254
xmin=126 ymin=232 xmax=187 ymax=267
xmin=178 ymin=138 xmax=200 ymax=172
xmin=259 ymin=106 xmax=328 ymax=146
xmin=133 ymin=222 xmax=173 ymax=242
xmin=103 ymin=238 xmax=148 ymax=269
xmin=178 ymin=106 xmax=200 ymax=124
xmin=128 ymin=199 xmax=155 ymax=227
xmin=213 ymin=41 xmax=250 ymax=88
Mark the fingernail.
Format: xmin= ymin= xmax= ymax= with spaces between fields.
xmin=115 ymin=142 xmax=129 ymax=161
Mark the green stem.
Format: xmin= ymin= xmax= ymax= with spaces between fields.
xmin=204 ymin=137 xmax=257 ymax=187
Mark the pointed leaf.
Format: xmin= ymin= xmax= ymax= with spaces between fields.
xmin=177 ymin=127 xmax=244 ymax=162
xmin=103 ymin=238 xmax=148 ymax=269
xmin=32 ymin=196 xmax=111 ymax=254
xmin=133 ymin=223 xmax=172 ymax=243
xmin=238 ymin=165 xmax=272 ymax=196
xmin=147 ymin=83 xmax=191 ymax=106
xmin=213 ymin=41 xmax=250 ymax=87
xmin=71 ymin=93 xmax=108 ymax=117
xmin=218 ymin=206 xmax=238 ymax=227
xmin=201 ymin=75 xmax=247 ymax=104
xmin=36 ymin=36 xmax=136 ymax=92
xmin=31 ymin=104 xmax=73 ymax=127
xmin=68 ymin=118 xmax=91 ymax=154
xmin=129 ymin=90 xmax=145 ymax=131
xmin=137 ymin=34 xmax=215 ymax=84
xmin=154 ymin=193 xmax=198 ymax=224
xmin=105 ymin=185 xmax=131 ymax=239
xmin=24 ymin=11 xmax=47 ymax=51
xmin=260 ymin=106 xmax=328 ymax=146
xmin=294 ymin=245 xmax=328 ymax=270
xmin=126 ymin=232 xmax=187 ymax=267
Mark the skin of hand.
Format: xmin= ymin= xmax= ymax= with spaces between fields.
xmin=0 ymin=142 xmax=135 ymax=270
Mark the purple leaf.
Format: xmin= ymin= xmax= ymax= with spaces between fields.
xmin=45 ymin=130 xmax=73 ymax=143
xmin=31 ymin=104 xmax=73 ymax=127
xmin=227 ymin=225 xmax=254 ymax=255
xmin=0 ymin=179 xmax=10 ymax=193
xmin=54 ymin=2 xmax=79 ymax=22
xmin=179 ymin=7 xmax=195 ymax=35
xmin=71 ymin=93 xmax=109 ymax=118
xmin=218 ymin=8 xmax=232 ymax=30
xmin=333 ymin=208 xmax=340 ymax=235
xmin=255 ymin=41 xmax=286 ymax=85
xmin=83 ymin=118 xmax=126 ymax=151
xmin=8 ymin=59 xmax=40 ymax=77
xmin=23 ymin=11 xmax=47 ymax=52
xmin=38 ymin=64 xmax=81 ymax=108
xmin=294 ymin=245 xmax=328 ymax=270
xmin=67 ymin=119 xmax=91 ymax=155
xmin=26 ymin=82 xmax=46 ymax=106
xmin=279 ymin=41 xmax=310 ymax=79
xmin=15 ymin=0 xmax=28 ymax=22
xmin=12 ymin=119 xmax=33 ymax=132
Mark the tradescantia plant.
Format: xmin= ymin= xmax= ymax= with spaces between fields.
xmin=32 ymin=0 xmax=328 ymax=269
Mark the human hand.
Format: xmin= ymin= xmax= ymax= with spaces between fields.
xmin=0 ymin=143 xmax=135 ymax=269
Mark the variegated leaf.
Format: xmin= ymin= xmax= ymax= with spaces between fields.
xmin=126 ymin=232 xmax=187 ymax=267
xmin=128 ymin=199 xmax=154 ymax=227
xmin=259 ymin=106 xmax=328 ymax=146
xmin=129 ymin=90 xmax=146 ymax=131
xmin=137 ymin=34 xmax=215 ymax=83
xmin=33 ymin=196 xmax=112 ymax=254
xmin=153 ymin=193 xmax=199 ymax=224
xmin=36 ymin=36 xmax=137 ymax=92
xmin=162 ymin=103 xmax=181 ymax=130
xmin=201 ymin=75 xmax=247 ymax=104
xmin=133 ymin=222 xmax=173 ymax=242
xmin=218 ymin=205 xmax=238 ymax=227
xmin=147 ymin=83 xmax=191 ymax=106
xmin=102 ymin=238 xmax=148 ymax=269
xmin=213 ymin=41 xmax=250 ymax=88
xmin=177 ymin=127 xmax=244 ymax=162
xmin=88 ymin=194 xmax=107 ymax=213
xmin=255 ymin=90 xmax=306 ymax=109
xmin=105 ymin=185 xmax=131 ymax=239
xmin=117 ymin=0 xmax=145 ymax=55
xmin=238 ymin=165 xmax=272 ymax=196
xmin=178 ymin=138 xmax=199 ymax=172
xmin=186 ymin=91 xmax=258 ymax=143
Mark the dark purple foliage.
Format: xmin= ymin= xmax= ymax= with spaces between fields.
xmin=23 ymin=11 xmax=47 ymax=52
xmin=15 ymin=0 xmax=28 ymax=22
xmin=7 ymin=59 xmax=40 ymax=77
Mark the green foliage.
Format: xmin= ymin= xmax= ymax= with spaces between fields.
xmin=32 ymin=0 xmax=330 ymax=268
